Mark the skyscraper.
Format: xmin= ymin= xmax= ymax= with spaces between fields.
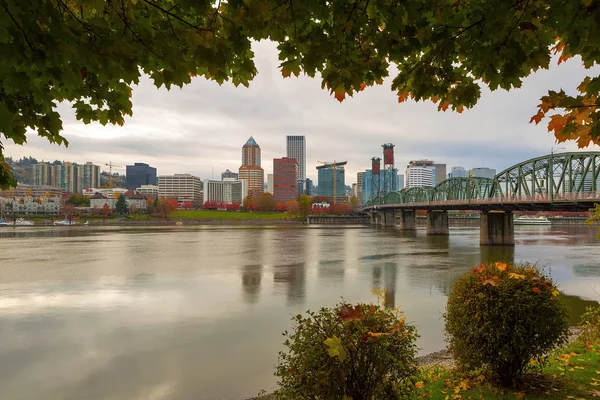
xmin=239 ymin=136 xmax=264 ymax=198
xmin=317 ymin=162 xmax=346 ymax=199
xmin=286 ymin=136 xmax=306 ymax=181
xmin=126 ymin=162 xmax=157 ymax=189
xmin=273 ymin=157 xmax=298 ymax=203
xmin=405 ymin=160 xmax=435 ymax=188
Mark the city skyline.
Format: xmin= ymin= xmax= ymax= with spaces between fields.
xmin=4 ymin=40 xmax=597 ymax=184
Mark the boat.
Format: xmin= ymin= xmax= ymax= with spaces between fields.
xmin=513 ymin=215 xmax=551 ymax=225
xmin=54 ymin=219 xmax=72 ymax=226
xmin=0 ymin=219 xmax=12 ymax=226
xmin=14 ymin=218 xmax=34 ymax=226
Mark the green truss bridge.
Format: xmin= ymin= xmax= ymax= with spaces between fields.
xmin=362 ymin=152 xmax=600 ymax=246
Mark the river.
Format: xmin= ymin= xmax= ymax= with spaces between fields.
xmin=0 ymin=224 xmax=598 ymax=400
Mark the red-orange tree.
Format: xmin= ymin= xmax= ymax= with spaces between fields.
xmin=1 ymin=0 xmax=599 ymax=188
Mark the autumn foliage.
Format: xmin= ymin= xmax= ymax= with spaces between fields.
xmin=445 ymin=262 xmax=569 ymax=385
xmin=275 ymin=293 xmax=418 ymax=399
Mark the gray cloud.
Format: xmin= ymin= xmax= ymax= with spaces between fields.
xmin=6 ymin=40 xmax=600 ymax=184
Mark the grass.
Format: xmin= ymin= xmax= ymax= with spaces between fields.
xmin=414 ymin=339 xmax=600 ymax=399
xmin=169 ymin=210 xmax=291 ymax=221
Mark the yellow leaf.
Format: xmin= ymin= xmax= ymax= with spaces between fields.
xmin=508 ymin=273 xmax=525 ymax=280
xmin=324 ymin=336 xmax=347 ymax=361
xmin=415 ymin=381 xmax=425 ymax=389
xmin=495 ymin=262 xmax=509 ymax=271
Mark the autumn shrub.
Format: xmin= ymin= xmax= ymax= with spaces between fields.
xmin=445 ymin=262 xmax=569 ymax=385
xmin=275 ymin=293 xmax=419 ymax=400
xmin=579 ymin=306 xmax=600 ymax=346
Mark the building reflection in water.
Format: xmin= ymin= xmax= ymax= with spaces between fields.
xmin=371 ymin=262 xmax=398 ymax=309
xmin=241 ymin=264 xmax=262 ymax=304
xmin=273 ymin=262 xmax=306 ymax=305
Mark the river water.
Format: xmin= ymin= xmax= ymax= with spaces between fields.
xmin=0 ymin=224 xmax=599 ymax=400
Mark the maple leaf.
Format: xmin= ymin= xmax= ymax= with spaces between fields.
xmin=454 ymin=379 xmax=470 ymax=392
xmin=495 ymin=262 xmax=509 ymax=271
xmin=281 ymin=67 xmax=291 ymax=78
xmin=532 ymin=287 xmax=542 ymax=294
xmin=387 ymin=317 xmax=406 ymax=334
xmin=482 ymin=276 xmax=501 ymax=287
xmin=548 ymin=114 xmax=569 ymax=133
xmin=415 ymin=381 xmax=425 ymax=389
xmin=324 ymin=336 xmax=347 ymax=361
xmin=472 ymin=264 xmax=485 ymax=274
xmin=337 ymin=305 xmax=365 ymax=322
xmin=529 ymin=110 xmax=544 ymax=125
xmin=358 ymin=82 xmax=366 ymax=91
xmin=514 ymin=392 xmax=525 ymax=399
xmin=398 ymin=91 xmax=409 ymax=103
xmin=334 ymin=88 xmax=346 ymax=102
xmin=438 ymin=101 xmax=450 ymax=111
xmin=508 ymin=272 xmax=525 ymax=280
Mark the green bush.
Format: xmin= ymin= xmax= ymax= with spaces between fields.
xmin=580 ymin=306 xmax=600 ymax=345
xmin=275 ymin=294 xmax=419 ymax=400
xmin=445 ymin=262 xmax=569 ymax=385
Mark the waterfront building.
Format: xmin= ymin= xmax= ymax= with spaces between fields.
xmin=433 ymin=163 xmax=447 ymax=185
xmin=0 ymin=184 xmax=63 ymax=198
xmin=31 ymin=161 xmax=100 ymax=193
xmin=83 ymin=187 xmax=127 ymax=198
xmin=286 ymin=135 xmax=306 ymax=181
xmin=221 ymin=169 xmax=239 ymax=180
xmin=126 ymin=163 xmax=157 ymax=189
xmin=239 ymin=136 xmax=264 ymax=199
xmin=136 ymin=184 xmax=159 ymax=198
xmin=317 ymin=162 xmax=346 ymax=199
xmin=204 ymin=179 xmax=248 ymax=205
xmin=405 ymin=160 xmax=435 ymax=188
xmin=158 ymin=173 xmax=202 ymax=207
xmin=273 ymin=158 xmax=298 ymax=203
xmin=468 ymin=167 xmax=496 ymax=179
xmin=266 ymin=174 xmax=274 ymax=194
xmin=449 ymin=166 xmax=467 ymax=179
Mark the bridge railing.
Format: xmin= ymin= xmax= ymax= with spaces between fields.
xmin=378 ymin=191 xmax=600 ymax=208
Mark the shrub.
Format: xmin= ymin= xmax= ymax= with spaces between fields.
xmin=580 ymin=306 xmax=600 ymax=346
xmin=445 ymin=262 xmax=569 ymax=385
xmin=275 ymin=293 xmax=419 ymax=400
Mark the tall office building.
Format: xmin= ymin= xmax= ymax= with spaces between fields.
xmin=317 ymin=162 xmax=346 ymax=199
xmin=158 ymin=173 xmax=202 ymax=206
xmin=356 ymin=172 xmax=363 ymax=207
xmin=31 ymin=161 xmax=100 ymax=193
xmin=126 ymin=162 xmax=157 ymax=189
xmin=405 ymin=160 xmax=435 ymax=189
xmin=469 ymin=167 xmax=496 ymax=179
xmin=221 ymin=169 xmax=239 ymax=180
xmin=273 ymin=157 xmax=298 ymax=203
xmin=286 ymin=136 xmax=306 ymax=181
xmin=239 ymin=136 xmax=264 ymax=199
xmin=266 ymin=174 xmax=274 ymax=194
xmin=433 ymin=163 xmax=447 ymax=185
xmin=448 ymin=166 xmax=467 ymax=178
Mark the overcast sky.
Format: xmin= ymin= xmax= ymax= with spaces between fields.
xmin=5 ymin=40 xmax=600 ymax=184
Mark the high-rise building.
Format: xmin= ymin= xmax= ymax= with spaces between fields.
xmin=449 ymin=166 xmax=467 ymax=178
xmin=433 ymin=163 xmax=447 ymax=185
xmin=405 ymin=160 xmax=435 ymax=189
xmin=126 ymin=162 xmax=157 ymax=189
xmin=158 ymin=173 xmax=202 ymax=206
xmin=221 ymin=169 xmax=238 ymax=180
xmin=266 ymin=174 xmax=274 ymax=194
xmin=356 ymin=172 xmax=363 ymax=207
xmin=468 ymin=167 xmax=496 ymax=179
xmin=286 ymin=135 xmax=306 ymax=181
xmin=239 ymin=136 xmax=264 ymax=199
xmin=317 ymin=162 xmax=346 ymax=199
xmin=361 ymin=169 xmax=402 ymax=205
xmin=204 ymin=179 xmax=248 ymax=205
xmin=273 ymin=158 xmax=298 ymax=203
xmin=31 ymin=161 xmax=100 ymax=193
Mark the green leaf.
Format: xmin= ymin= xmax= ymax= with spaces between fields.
xmin=324 ymin=336 xmax=347 ymax=361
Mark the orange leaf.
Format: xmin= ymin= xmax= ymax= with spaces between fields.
xmin=548 ymin=114 xmax=568 ymax=133
xmin=398 ymin=91 xmax=409 ymax=103
xmin=334 ymin=88 xmax=346 ymax=103
xmin=482 ymin=276 xmax=500 ymax=287
xmin=337 ymin=305 xmax=364 ymax=322
xmin=532 ymin=287 xmax=542 ymax=294
xmin=415 ymin=381 xmax=425 ymax=389
xmin=515 ymin=392 xmax=525 ymax=399
xmin=456 ymin=105 xmax=464 ymax=114
xmin=495 ymin=262 xmax=509 ymax=272
xmin=472 ymin=264 xmax=485 ymax=274
xmin=281 ymin=67 xmax=291 ymax=78
xmin=358 ymin=82 xmax=366 ymax=92
xmin=529 ymin=110 xmax=544 ymax=125
xmin=438 ymin=101 xmax=450 ymax=111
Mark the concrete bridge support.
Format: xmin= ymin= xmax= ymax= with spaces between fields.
xmin=480 ymin=211 xmax=515 ymax=246
xmin=400 ymin=210 xmax=417 ymax=230
xmin=426 ymin=210 xmax=449 ymax=235
xmin=382 ymin=210 xmax=396 ymax=227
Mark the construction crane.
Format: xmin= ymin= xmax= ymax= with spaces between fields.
xmin=317 ymin=160 xmax=346 ymax=204
xmin=105 ymin=162 xmax=123 ymax=188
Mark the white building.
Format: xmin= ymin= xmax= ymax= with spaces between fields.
xmin=266 ymin=174 xmax=274 ymax=194
xmin=469 ymin=167 xmax=496 ymax=179
xmin=136 ymin=184 xmax=159 ymax=198
xmin=158 ymin=173 xmax=202 ymax=206
xmin=405 ymin=160 xmax=436 ymax=188
xmin=449 ymin=166 xmax=467 ymax=178
xmin=204 ymin=179 xmax=248 ymax=204
xmin=83 ymin=187 xmax=127 ymax=198
xmin=286 ymin=135 xmax=306 ymax=181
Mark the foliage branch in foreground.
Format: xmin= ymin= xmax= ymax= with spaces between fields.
xmin=1 ymin=0 xmax=600 ymax=187
xmin=275 ymin=290 xmax=418 ymax=399
xmin=445 ymin=262 xmax=569 ymax=385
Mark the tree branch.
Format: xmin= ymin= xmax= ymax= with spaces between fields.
xmin=141 ymin=0 xmax=213 ymax=33
xmin=1 ymin=0 xmax=36 ymax=57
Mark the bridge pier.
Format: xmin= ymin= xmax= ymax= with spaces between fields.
xmin=400 ymin=210 xmax=417 ymax=230
xmin=426 ymin=210 xmax=449 ymax=235
xmin=480 ymin=210 xmax=514 ymax=246
xmin=382 ymin=210 xmax=396 ymax=227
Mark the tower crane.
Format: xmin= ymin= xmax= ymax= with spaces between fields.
xmin=105 ymin=162 xmax=123 ymax=188
xmin=317 ymin=160 xmax=345 ymax=204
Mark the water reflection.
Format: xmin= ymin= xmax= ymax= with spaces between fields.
xmin=273 ymin=263 xmax=306 ymax=305
xmin=241 ymin=264 xmax=263 ymax=304
xmin=480 ymin=245 xmax=515 ymax=265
